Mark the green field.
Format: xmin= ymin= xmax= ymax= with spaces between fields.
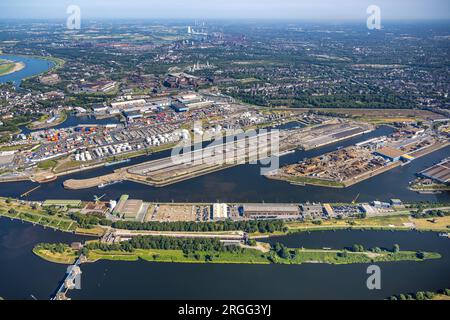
xmin=275 ymin=175 xmax=346 ymax=188
xmin=37 ymin=159 xmax=57 ymax=170
xmin=0 ymin=198 xmax=77 ymax=233
xmin=0 ymin=62 xmax=15 ymax=76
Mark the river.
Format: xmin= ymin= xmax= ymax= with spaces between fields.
xmin=0 ymin=218 xmax=449 ymax=300
xmin=0 ymin=55 xmax=55 ymax=86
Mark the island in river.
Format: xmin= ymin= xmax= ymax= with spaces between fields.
xmin=0 ymin=59 xmax=25 ymax=76
xmin=33 ymin=238 xmax=441 ymax=267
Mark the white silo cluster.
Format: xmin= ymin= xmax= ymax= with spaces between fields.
xmin=75 ymin=150 xmax=93 ymax=162
xmin=145 ymin=132 xmax=181 ymax=147
xmin=89 ymin=143 xmax=132 ymax=160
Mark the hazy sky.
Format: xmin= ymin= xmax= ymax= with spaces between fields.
xmin=0 ymin=0 xmax=449 ymax=20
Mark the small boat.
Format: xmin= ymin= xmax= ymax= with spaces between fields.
xmin=290 ymin=181 xmax=305 ymax=186
xmin=98 ymin=180 xmax=123 ymax=188
xmin=438 ymin=233 xmax=449 ymax=238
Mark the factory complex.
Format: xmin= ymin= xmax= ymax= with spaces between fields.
xmin=41 ymin=195 xmax=407 ymax=223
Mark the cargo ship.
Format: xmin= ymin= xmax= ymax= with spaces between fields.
xmin=98 ymin=180 xmax=123 ymax=189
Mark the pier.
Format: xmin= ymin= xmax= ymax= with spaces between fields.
xmin=20 ymin=185 xmax=41 ymax=198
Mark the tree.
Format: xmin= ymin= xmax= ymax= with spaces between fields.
xmin=415 ymin=292 xmax=425 ymax=300
xmin=279 ymin=246 xmax=290 ymax=259
xmin=351 ymin=244 xmax=364 ymax=252
xmin=393 ymin=244 xmax=400 ymax=253
xmin=424 ymin=292 xmax=435 ymax=300
xmin=79 ymin=247 xmax=89 ymax=256
xmin=416 ymin=251 xmax=425 ymax=260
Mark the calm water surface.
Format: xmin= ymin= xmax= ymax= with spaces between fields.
xmin=0 ymin=55 xmax=55 ymax=86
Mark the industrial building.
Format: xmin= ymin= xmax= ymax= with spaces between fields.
xmin=360 ymin=204 xmax=378 ymax=215
xmin=113 ymin=195 xmax=144 ymax=219
xmin=374 ymin=146 xmax=406 ymax=162
xmin=390 ymin=199 xmax=403 ymax=207
xmin=322 ymin=203 xmax=335 ymax=217
xmin=242 ymin=204 xmax=300 ymax=219
xmin=300 ymin=203 xmax=324 ymax=218
xmin=171 ymin=102 xmax=189 ymax=113
xmin=419 ymin=158 xmax=450 ymax=184
xmin=212 ymin=203 xmax=228 ymax=220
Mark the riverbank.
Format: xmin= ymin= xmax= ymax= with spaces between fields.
xmin=18 ymin=54 xmax=64 ymax=80
xmin=0 ymin=61 xmax=25 ymax=76
xmin=0 ymin=197 xmax=105 ymax=236
xmin=26 ymin=110 xmax=69 ymax=131
xmin=33 ymin=242 xmax=441 ymax=266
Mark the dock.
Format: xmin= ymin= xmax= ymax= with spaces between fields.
xmin=20 ymin=185 xmax=41 ymax=198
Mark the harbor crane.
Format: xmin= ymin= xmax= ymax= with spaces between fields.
xmin=94 ymin=194 xmax=106 ymax=203
xmin=352 ymin=193 xmax=360 ymax=204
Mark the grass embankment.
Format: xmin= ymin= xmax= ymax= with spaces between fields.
xmin=280 ymin=175 xmax=346 ymax=188
xmin=272 ymin=249 xmax=440 ymax=265
xmin=410 ymin=183 xmax=450 ymax=192
xmin=0 ymin=144 xmax=36 ymax=152
xmin=0 ymin=198 xmax=105 ymax=236
xmin=37 ymin=159 xmax=58 ymax=170
xmin=283 ymin=213 xmax=450 ymax=234
xmin=0 ymin=200 xmax=77 ymax=232
xmin=33 ymin=245 xmax=78 ymax=264
xmin=33 ymin=243 xmax=440 ymax=266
